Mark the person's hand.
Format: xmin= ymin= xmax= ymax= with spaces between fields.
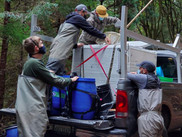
xmin=49 ymin=70 xmax=55 ymax=73
xmin=130 ymin=72 xmax=137 ymax=74
xmin=77 ymin=43 xmax=84 ymax=48
xmin=105 ymin=37 xmax=111 ymax=45
xmin=71 ymin=76 xmax=79 ymax=82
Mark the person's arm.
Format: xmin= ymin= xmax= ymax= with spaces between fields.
xmin=71 ymin=15 xmax=106 ymax=39
xmin=77 ymin=17 xmax=111 ymax=44
xmin=34 ymin=61 xmax=77 ymax=88
xmin=127 ymin=73 xmax=147 ymax=89
xmin=105 ymin=16 xmax=121 ymax=28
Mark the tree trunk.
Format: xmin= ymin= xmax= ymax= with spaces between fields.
xmin=0 ymin=1 xmax=10 ymax=109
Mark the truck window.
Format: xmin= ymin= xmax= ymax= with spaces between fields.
xmin=157 ymin=57 xmax=177 ymax=78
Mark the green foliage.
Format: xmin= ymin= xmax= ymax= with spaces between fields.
xmin=27 ymin=2 xmax=58 ymax=19
xmin=4 ymin=21 xmax=30 ymax=44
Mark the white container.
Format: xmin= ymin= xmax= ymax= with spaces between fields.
xmin=72 ymin=41 xmax=157 ymax=98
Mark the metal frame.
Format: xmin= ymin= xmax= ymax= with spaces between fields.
xmin=120 ymin=6 xmax=182 ymax=83
xmin=30 ymin=14 xmax=54 ymax=42
xmin=30 ymin=8 xmax=182 ymax=82
xmin=119 ymin=6 xmax=128 ymax=79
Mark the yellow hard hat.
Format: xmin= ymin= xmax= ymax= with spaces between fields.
xmin=96 ymin=5 xmax=108 ymax=18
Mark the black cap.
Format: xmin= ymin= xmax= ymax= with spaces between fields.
xmin=137 ymin=61 xmax=156 ymax=72
xmin=75 ymin=4 xmax=88 ymax=12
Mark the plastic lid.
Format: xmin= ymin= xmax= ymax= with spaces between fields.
xmin=6 ymin=125 xmax=17 ymax=130
xmin=77 ymin=77 xmax=95 ymax=82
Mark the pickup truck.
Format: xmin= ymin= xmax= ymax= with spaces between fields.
xmin=1 ymin=6 xmax=182 ymax=137
xmin=1 ymin=45 xmax=182 ymax=137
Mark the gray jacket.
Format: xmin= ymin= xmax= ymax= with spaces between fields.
xmin=79 ymin=11 xmax=121 ymax=44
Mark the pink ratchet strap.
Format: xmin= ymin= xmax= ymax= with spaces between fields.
xmin=76 ymin=45 xmax=109 ymax=68
xmin=90 ymin=45 xmax=116 ymax=95
xmin=90 ymin=45 xmax=109 ymax=79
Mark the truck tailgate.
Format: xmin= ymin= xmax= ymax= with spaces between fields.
xmin=0 ymin=108 xmax=113 ymax=130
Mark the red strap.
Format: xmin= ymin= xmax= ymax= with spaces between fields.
xmin=76 ymin=45 xmax=108 ymax=68
xmin=75 ymin=45 xmax=116 ymax=95
xmin=90 ymin=45 xmax=109 ymax=79
xmin=90 ymin=45 xmax=116 ymax=95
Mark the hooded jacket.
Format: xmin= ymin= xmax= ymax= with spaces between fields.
xmin=49 ymin=12 xmax=106 ymax=60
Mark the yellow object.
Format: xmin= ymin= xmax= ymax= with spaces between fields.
xmin=96 ymin=5 xmax=108 ymax=18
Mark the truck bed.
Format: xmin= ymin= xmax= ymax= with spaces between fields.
xmin=0 ymin=108 xmax=127 ymax=137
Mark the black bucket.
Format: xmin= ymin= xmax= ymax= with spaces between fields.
xmin=96 ymin=84 xmax=114 ymax=119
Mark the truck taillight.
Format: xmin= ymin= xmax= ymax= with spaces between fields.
xmin=116 ymin=90 xmax=128 ymax=118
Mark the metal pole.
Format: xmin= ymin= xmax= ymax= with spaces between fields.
xmin=30 ymin=14 xmax=37 ymax=36
xmin=176 ymin=53 xmax=181 ymax=83
xmin=120 ymin=6 xmax=128 ymax=79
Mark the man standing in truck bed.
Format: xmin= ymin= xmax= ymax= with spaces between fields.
xmin=127 ymin=61 xmax=165 ymax=137
xmin=46 ymin=4 xmax=110 ymax=75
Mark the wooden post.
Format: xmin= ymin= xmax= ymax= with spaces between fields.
xmin=127 ymin=0 xmax=153 ymax=28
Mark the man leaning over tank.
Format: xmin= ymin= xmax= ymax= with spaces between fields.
xmin=46 ymin=4 xmax=111 ymax=75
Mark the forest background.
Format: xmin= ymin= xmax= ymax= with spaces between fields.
xmin=0 ymin=0 xmax=181 ymax=110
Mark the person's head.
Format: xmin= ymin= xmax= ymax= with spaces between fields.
xmin=22 ymin=36 xmax=46 ymax=57
xmin=95 ymin=5 xmax=108 ymax=21
xmin=137 ymin=61 xmax=156 ymax=74
xmin=75 ymin=4 xmax=88 ymax=18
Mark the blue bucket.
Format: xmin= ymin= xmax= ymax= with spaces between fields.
xmin=52 ymin=86 xmax=60 ymax=109
xmin=50 ymin=75 xmax=70 ymax=115
xmin=6 ymin=126 xmax=18 ymax=137
xmin=71 ymin=78 xmax=97 ymax=120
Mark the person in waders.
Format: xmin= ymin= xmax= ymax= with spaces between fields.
xmin=15 ymin=36 xmax=79 ymax=137
xmin=127 ymin=61 xmax=166 ymax=137
xmin=46 ymin=4 xmax=111 ymax=75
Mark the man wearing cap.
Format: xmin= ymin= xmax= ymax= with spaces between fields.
xmin=46 ymin=4 xmax=110 ymax=75
xmin=127 ymin=61 xmax=165 ymax=137
xmin=79 ymin=5 xmax=121 ymax=45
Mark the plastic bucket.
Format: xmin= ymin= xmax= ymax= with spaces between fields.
xmin=71 ymin=78 xmax=97 ymax=120
xmin=97 ymin=84 xmax=113 ymax=112
xmin=52 ymin=86 xmax=60 ymax=109
xmin=6 ymin=126 xmax=18 ymax=137
xmin=50 ymin=75 xmax=70 ymax=115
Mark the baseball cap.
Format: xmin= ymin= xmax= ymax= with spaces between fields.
xmin=75 ymin=4 xmax=88 ymax=12
xmin=137 ymin=61 xmax=156 ymax=72
xmin=96 ymin=5 xmax=108 ymax=18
